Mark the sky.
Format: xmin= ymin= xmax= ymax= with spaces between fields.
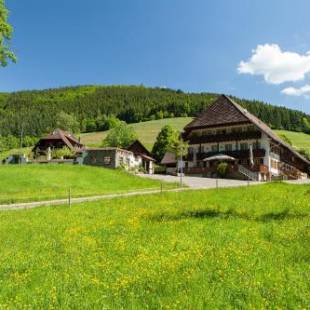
xmin=1 ymin=0 xmax=310 ymax=114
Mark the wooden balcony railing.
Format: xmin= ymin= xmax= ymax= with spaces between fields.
xmin=186 ymin=149 xmax=266 ymax=161
xmin=187 ymin=131 xmax=262 ymax=144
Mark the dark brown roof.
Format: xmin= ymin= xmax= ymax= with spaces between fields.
xmin=185 ymin=95 xmax=310 ymax=165
xmin=223 ymin=95 xmax=310 ymax=165
xmin=34 ymin=129 xmax=83 ymax=151
xmin=127 ymin=140 xmax=155 ymax=161
xmin=161 ymin=152 xmax=176 ymax=165
xmin=85 ymin=147 xmax=133 ymax=153
xmin=184 ymin=95 xmax=249 ymax=130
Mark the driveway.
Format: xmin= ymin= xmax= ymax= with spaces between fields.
xmin=141 ymin=174 xmax=310 ymax=189
xmin=140 ymin=174 xmax=260 ymax=189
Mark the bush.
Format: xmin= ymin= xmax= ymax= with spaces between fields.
xmin=217 ymin=162 xmax=228 ymax=178
xmin=83 ymin=119 xmax=97 ymax=132
xmin=0 ymin=135 xmax=19 ymax=151
xmin=51 ymin=147 xmax=75 ymax=159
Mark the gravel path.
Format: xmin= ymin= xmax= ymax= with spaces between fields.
xmin=139 ymin=174 xmax=261 ymax=189
xmin=1 ymin=175 xmax=308 ymax=211
xmin=0 ymin=188 xmax=188 ymax=211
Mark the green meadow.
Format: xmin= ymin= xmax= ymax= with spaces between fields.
xmin=275 ymin=129 xmax=310 ymax=152
xmin=0 ymin=165 xmax=173 ymax=204
xmin=0 ymin=183 xmax=309 ymax=308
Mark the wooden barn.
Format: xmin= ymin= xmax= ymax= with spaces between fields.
xmin=32 ymin=129 xmax=84 ymax=159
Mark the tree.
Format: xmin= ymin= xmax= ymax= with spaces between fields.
xmin=302 ymin=117 xmax=310 ymax=134
xmin=56 ymin=111 xmax=80 ymax=134
xmin=152 ymin=125 xmax=176 ymax=162
xmin=0 ymin=0 xmax=16 ymax=66
xmin=102 ymin=121 xmax=137 ymax=148
xmin=168 ymin=133 xmax=189 ymax=159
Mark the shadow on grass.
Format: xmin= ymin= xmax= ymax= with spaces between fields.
xmin=150 ymin=208 xmax=308 ymax=223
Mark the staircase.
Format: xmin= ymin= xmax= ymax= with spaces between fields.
xmin=238 ymin=165 xmax=259 ymax=181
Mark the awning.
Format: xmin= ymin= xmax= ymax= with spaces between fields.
xmin=203 ymin=154 xmax=236 ymax=162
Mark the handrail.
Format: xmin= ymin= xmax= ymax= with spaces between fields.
xmin=238 ymin=165 xmax=259 ymax=181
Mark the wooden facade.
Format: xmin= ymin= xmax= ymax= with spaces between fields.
xmin=163 ymin=95 xmax=309 ymax=181
xmin=32 ymin=129 xmax=84 ymax=158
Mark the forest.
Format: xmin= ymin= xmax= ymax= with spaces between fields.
xmin=0 ymin=85 xmax=309 ymax=143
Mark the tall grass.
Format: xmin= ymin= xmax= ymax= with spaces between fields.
xmin=0 ymin=183 xmax=309 ymax=308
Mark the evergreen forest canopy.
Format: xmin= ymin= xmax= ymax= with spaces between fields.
xmin=0 ymin=85 xmax=309 ymax=141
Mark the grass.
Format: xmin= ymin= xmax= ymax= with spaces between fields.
xmin=80 ymin=117 xmax=192 ymax=149
xmin=275 ymin=129 xmax=310 ymax=151
xmin=0 ymin=165 xmax=176 ymax=204
xmin=0 ymin=183 xmax=309 ymax=308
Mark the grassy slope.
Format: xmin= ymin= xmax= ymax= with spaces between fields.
xmin=0 ymin=165 xmax=174 ymax=204
xmin=80 ymin=117 xmax=192 ymax=149
xmin=80 ymin=117 xmax=310 ymax=152
xmin=0 ymin=183 xmax=309 ymax=308
xmin=275 ymin=130 xmax=310 ymax=151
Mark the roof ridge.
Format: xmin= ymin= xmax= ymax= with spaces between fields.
xmin=223 ymin=95 xmax=310 ymax=165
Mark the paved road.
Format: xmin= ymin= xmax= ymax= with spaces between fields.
xmin=139 ymin=174 xmax=260 ymax=189
xmin=140 ymin=174 xmax=310 ymax=188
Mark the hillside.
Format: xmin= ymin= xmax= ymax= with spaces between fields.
xmin=80 ymin=117 xmax=310 ymax=152
xmin=275 ymin=130 xmax=310 ymax=151
xmin=1 ymin=85 xmax=310 ymax=139
xmin=81 ymin=117 xmax=192 ymax=149
xmin=0 ymin=183 xmax=309 ymax=308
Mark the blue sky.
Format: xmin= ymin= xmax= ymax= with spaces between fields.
xmin=1 ymin=0 xmax=310 ymax=113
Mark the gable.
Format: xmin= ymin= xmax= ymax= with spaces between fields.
xmin=127 ymin=140 xmax=151 ymax=157
xmin=185 ymin=95 xmax=249 ymax=130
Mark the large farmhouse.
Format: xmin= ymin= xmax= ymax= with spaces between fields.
xmin=162 ymin=95 xmax=309 ymax=181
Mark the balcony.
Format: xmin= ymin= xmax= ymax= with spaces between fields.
xmin=186 ymin=149 xmax=266 ymax=161
xmin=188 ymin=131 xmax=262 ymax=144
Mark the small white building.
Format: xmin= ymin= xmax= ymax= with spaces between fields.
xmin=76 ymin=140 xmax=155 ymax=174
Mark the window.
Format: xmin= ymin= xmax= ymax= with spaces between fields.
xmin=211 ymin=145 xmax=218 ymax=152
xmin=104 ymin=156 xmax=111 ymax=164
xmin=253 ymin=141 xmax=261 ymax=149
xmin=216 ymin=129 xmax=226 ymax=135
xmin=240 ymin=143 xmax=248 ymax=151
xmin=271 ymin=160 xmax=279 ymax=170
xmin=225 ymin=144 xmax=233 ymax=151
xmin=232 ymin=127 xmax=242 ymax=133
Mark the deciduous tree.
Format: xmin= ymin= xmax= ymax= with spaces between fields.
xmin=152 ymin=125 xmax=176 ymax=162
xmin=0 ymin=0 xmax=16 ymax=66
xmin=102 ymin=121 xmax=137 ymax=148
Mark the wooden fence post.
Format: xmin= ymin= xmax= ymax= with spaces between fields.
xmin=68 ymin=188 xmax=71 ymax=207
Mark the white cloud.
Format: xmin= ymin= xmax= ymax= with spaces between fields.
xmin=238 ymin=44 xmax=310 ymax=84
xmin=281 ymin=84 xmax=310 ymax=97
